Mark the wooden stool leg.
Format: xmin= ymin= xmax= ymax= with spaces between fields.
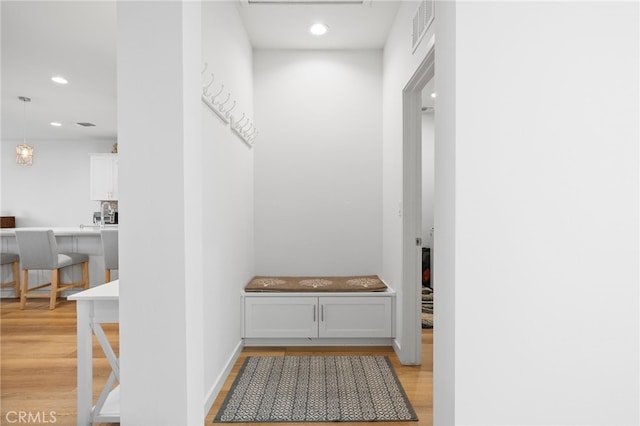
xmin=105 ymin=269 xmax=111 ymax=283
xmin=50 ymin=269 xmax=59 ymax=310
xmin=82 ymin=262 xmax=89 ymax=289
xmin=12 ymin=261 xmax=20 ymax=298
xmin=20 ymin=269 xmax=28 ymax=310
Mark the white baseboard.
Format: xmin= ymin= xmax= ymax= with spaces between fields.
xmin=203 ymin=339 xmax=244 ymax=416
xmin=243 ymin=337 xmax=394 ymax=347
xmin=392 ymin=337 xmax=402 ymax=356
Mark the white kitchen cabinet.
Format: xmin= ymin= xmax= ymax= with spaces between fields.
xmin=90 ymin=154 xmax=118 ymax=201
xmin=243 ymin=294 xmax=393 ymax=339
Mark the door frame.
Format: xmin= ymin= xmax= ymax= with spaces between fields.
xmin=400 ymin=36 xmax=435 ymax=365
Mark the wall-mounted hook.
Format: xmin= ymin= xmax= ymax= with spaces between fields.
xmin=211 ymin=84 xmax=224 ymax=104
xmin=203 ymin=74 xmax=215 ymax=96
xmin=201 ymin=63 xmax=208 ymax=74
xmin=234 ymin=113 xmax=247 ymax=128
xmin=247 ymin=131 xmax=257 ymax=144
xmin=240 ymin=119 xmax=252 ymax=132
xmin=246 ymin=127 xmax=257 ymax=138
xmin=218 ymin=93 xmax=231 ymax=110
xmin=243 ymin=123 xmax=253 ymax=137
xmin=224 ymin=100 xmax=236 ymax=117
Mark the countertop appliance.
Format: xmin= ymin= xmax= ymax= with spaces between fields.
xmin=93 ymin=211 xmax=118 ymax=225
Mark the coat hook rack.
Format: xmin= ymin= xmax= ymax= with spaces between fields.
xmin=201 ymin=65 xmax=256 ymax=146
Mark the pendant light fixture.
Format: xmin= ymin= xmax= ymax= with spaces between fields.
xmin=16 ymin=96 xmax=33 ymax=166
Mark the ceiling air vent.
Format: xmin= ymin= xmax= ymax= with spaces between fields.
xmin=76 ymin=122 xmax=96 ymax=127
xmin=412 ymin=0 xmax=434 ymax=53
xmin=248 ymin=0 xmax=364 ymax=4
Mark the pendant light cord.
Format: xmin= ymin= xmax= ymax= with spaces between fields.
xmin=18 ymin=96 xmax=31 ymax=144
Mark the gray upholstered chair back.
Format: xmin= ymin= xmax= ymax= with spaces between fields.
xmin=15 ymin=230 xmax=59 ymax=270
xmin=101 ymin=228 xmax=119 ymax=270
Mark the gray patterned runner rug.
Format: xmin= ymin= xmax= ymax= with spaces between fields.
xmin=214 ymin=355 xmax=418 ymax=423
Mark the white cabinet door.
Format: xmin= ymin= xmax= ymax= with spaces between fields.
xmin=244 ymin=297 xmax=317 ymax=338
xmin=318 ymin=297 xmax=392 ymax=338
xmin=90 ymin=154 xmax=118 ymax=201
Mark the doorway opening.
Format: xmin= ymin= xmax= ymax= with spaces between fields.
xmin=420 ymin=77 xmax=435 ymax=331
xmin=400 ymin=36 xmax=434 ymax=365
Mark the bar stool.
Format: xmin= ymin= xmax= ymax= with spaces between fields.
xmin=100 ymin=228 xmax=118 ymax=282
xmin=15 ymin=229 xmax=89 ymax=310
xmin=0 ymin=253 xmax=21 ymax=298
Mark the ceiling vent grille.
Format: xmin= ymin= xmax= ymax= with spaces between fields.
xmin=248 ymin=0 xmax=364 ymax=4
xmin=412 ymin=0 xmax=434 ymax=53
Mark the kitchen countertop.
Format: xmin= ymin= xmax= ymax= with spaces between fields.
xmin=0 ymin=225 xmax=118 ymax=237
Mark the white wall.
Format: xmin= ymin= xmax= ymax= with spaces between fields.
xmin=433 ymin=1 xmax=456 ymax=422
xmin=382 ymin=0 xmax=435 ymax=361
xmin=201 ymin=0 xmax=254 ymax=409
xmin=253 ymin=50 xmax=382 ymax=276
xmin=118 ymin=2 xmax=253 ymax=423
xmin=0 ymin=139 xmax=114 ymax=226
xmin=118 ymin=2 xmax=205 ymax=424
xmin=437 ymin=1 xmax=639 ymax=424
xmin=421 ymin=112 xmax=434 ymax=246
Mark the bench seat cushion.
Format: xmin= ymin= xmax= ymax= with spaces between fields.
xmin=245 ymin=275 xmax=387 ymax=292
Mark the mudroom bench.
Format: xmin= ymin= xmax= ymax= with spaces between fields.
xmin=241 ymin=275 xmax=395 ymax=346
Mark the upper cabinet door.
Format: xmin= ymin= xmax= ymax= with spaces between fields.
xmin=90 ymin=154 xmax=118 ymax=201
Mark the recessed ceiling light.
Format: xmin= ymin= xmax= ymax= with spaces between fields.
xmin=430 ymin=92 xmax=437 ymax=98
xmin=309 ymin=23 xmax=328 ymax=36
xmin=51 ymin=76 xmax=68 ymax=85
xmin=50 ymin=122 xmax=62 ymax=127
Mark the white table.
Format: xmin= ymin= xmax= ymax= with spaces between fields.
xmin=68 ymin=280 xmax=119 ymax=425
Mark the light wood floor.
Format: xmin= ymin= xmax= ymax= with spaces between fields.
xmin=1 ymin=298 xmax=432 ymax=425
xmin=1 ymin=298 xmax=118 ymax=426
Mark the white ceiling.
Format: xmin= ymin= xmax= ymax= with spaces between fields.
xmin=237 ymin=0 xmax=401 ymax=50
xmin=1 ymin=1 xmax=117 ymax=142
xmin=1 ymin=0 xmax=401 ymax=143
